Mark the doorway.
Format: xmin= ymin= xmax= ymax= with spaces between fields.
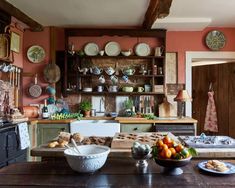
xmin=185 ymin=51 xmax=235 ymax=136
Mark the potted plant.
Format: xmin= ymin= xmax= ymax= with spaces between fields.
xmin=123 ymin=99 xmax=134 ymax=117
xmin=79 ymin=100 xmax=92 ymax=117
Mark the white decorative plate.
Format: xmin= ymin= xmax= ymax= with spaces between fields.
xmin=135 ymin=43 xmax=151 ymax=56
xmin=27 ymin=45 xmax=46 ymax=63
xmin=105 ymin=42 xmax=121 ymax=56
xmin=84 ymin=43 xmax=99 ymax=56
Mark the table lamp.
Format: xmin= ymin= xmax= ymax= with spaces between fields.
xmin=174 ymin=90 xmax=192 ymax=118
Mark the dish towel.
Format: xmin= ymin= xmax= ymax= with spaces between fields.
xmin=204 ymin=91 xmax=218 ymax=132
xmin=18 ymin=122 xmax=30 ymax=150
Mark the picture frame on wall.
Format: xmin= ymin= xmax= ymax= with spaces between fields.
xmin=10 ymin=32 xmax=20 ymax=53
xmin=166 ymin=52 xmax=178 ymax=84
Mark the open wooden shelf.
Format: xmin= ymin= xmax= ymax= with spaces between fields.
xmin=66 ymin=91 xmax=165 ymax=95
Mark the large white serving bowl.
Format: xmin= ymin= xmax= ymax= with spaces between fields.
xmin=64 ymin=145 xmax=110 ymax=173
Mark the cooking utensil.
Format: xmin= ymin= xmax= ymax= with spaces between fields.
xmin=28 ymin=74 xmax=42 ymax=98
xmin=43 ymin=62 xmax=61 ymax=83
xmin=71 ymin=138 xmax=81 ymax=154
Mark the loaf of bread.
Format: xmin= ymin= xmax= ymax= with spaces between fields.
xmin=72 ymin=133 xmax=84 ymax=142
xmin=48 ymin=141 xmax=59 ymax=148
xmin=58 ymin=132 xmax=71 ymax=142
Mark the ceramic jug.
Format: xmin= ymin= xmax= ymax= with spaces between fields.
xmin=98 ymin=75 xmax=105 ymax=84
xmin=110 ymin=75 xmax=118 ymax=84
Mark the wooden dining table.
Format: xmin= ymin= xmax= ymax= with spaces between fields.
xmin=0 ymin=158 xmax=235 ymax=187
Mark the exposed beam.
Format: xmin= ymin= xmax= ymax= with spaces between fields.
xmin=143 ymin=0 xmax=172 ymax=29
xmin=0 ymin=0 xmax=43 ymax=31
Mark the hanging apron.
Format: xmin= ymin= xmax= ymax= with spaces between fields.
xmin=204 ymin=91 xmax=218 ymax=132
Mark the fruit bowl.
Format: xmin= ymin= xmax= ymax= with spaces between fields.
xmin=154 ymin=156 xmax=192 ymax=175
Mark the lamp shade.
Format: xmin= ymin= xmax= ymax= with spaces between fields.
xmin=174 ymin=90 xmax=192 ymax=102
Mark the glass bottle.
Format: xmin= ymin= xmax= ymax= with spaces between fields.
xmin=42 ymin=99 xmax=49 ymax=119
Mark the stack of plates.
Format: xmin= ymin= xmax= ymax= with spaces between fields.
xmin=83 ymin=87 xmax=93 ymax=92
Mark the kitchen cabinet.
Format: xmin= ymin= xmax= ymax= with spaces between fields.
xmin=37 ymin=124 xmax=70 ymax=146
xmin=56 ymin=29 xmax=166 ymax=98
xmin=121 ymin=123 xmax=153 ymax=132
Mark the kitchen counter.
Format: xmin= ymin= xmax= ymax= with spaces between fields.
xmin=28 ymin=117 xmax=197 ymax=124
xmin=31 ymin=144 xmax=235 ymax=159
xmin=1 ymin=158 xmax=235 ymax=187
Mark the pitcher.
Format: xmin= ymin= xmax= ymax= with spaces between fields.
xmin=154 ymin=46 xmax=164 ymax=56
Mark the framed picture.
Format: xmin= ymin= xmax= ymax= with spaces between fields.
xmin=166 ymin=52 xmax=178 ymax=84
xmin=10 ymin=32 xmax=20 ymax=53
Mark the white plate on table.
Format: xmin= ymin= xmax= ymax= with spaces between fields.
xmin=84 ymin=43 xmax=99 ymax=56
xmin=135 ymin=43 xmax=151 ymax=56
xmin=198 ymin=161 xmax=235 ymax=175
xmin=105 ymin=41 xmax=121 ymax=56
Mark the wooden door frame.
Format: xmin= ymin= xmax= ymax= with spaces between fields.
xmin=185 ymin=51 xmax=235 ymax=117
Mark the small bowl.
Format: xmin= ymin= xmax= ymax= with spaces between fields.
xmin=64 ymin=145 xmax=110 ymax=173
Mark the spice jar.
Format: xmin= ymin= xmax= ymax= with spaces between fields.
xmin=158 ymin=67 xmax=163 ymax=75
xmin=153 ymin=65 xmax=157 ymax=75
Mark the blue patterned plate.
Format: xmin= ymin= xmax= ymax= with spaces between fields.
xmin=198 ymin=161 xmax=235 ymax=175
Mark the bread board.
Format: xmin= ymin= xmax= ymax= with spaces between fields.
xmin=111 ymin=132 xmax=169 ymax=149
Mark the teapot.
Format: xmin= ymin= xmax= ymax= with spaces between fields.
xmin=90 ymin=66 xmax=103 ymax=75
xmin=78 ymin=67 xmax=89 ymax=75
xmin=122 ymin=67 xmax=135 ymax=76
xmin=105 ymin=67 xmax=115 ymax=75
xmin=106 ymin=85 xmax=119 ymax=92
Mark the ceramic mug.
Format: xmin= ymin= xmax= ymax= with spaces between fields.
xmin=0 ymin=63 xmax=8 ymax=72
xmin=137 ymin=87 xmax=144 ymax=92
xmin=105 ymin=67 xmax=115 ymax=75
xmin=110 ymin=75 xmax=118 ymax=84
xmin=122 ymin=75 xmax=129 ymax=83
xmin=98 ymin=75 xmax=105 ymax=84
xmin=144 ymin=84 xmax=152 ymax=92
xmin=97 ymin=85 xmax=104 ymax=92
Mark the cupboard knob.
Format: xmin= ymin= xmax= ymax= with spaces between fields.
xmin=133 ymin=127 xmax=138 ymax=131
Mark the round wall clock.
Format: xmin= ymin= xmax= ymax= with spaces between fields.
xmin=27 ymin=45 xmax=46 ymax=63
xmin=205 ymin=30 xmax=226 ymax=51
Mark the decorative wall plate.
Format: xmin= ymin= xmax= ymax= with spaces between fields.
xmin=105 ymin=42 xmax=121 ymax=56
xmin=135 ymin=43 xmax=151 ymax=56
xmin=205 ymin=30 xmax=226 ymax=51
xmin=27 ymin=45 xmax=46 ymax=63
xmin=84 ymin=42 xmax=99 ymax=56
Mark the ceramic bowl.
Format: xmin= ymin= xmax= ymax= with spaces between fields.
xmin=121 ymin=51 xmax=131 ymax=56
xmin=64 ymin=145 xmax=110 ymax=173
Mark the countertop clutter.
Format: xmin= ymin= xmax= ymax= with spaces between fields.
xmin=1 ymin=158 xmax=235 ymax=187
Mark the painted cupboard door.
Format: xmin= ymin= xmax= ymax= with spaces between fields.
xmin=37 ymin=124 xmax=69 ymax=145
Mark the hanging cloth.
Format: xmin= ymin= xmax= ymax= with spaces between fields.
xmin=204 ymin=86 xmax=218 ymax=132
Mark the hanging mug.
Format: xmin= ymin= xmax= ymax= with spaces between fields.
xmin=122 ymin=75 xmax=129 ymax=83
xmin=110 ymin=75 xmax=118 ymax=84
xmin=98 ymin=75 xmax=105 ymax=84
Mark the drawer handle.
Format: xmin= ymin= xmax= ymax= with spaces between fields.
xmin=61 ymin=128 xmax=65 ymax=132
xmin=133 ymin=127 xmax=138 ymax=131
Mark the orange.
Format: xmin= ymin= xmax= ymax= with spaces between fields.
xmin=157 ymin=140 xmax=164 ymax=148
xmin=161 ymin=144 xmax=168 ymax=151
xmin=175 ymin=144 xmax=184 ymax=153
xmin=165 ymin=149 xmax=172 ymax=159
xmin=159 ymin=150 xmax=165 ymax=158
xmin=163 ymin=136 xmax=172 ymax=145
xmin=169 ymin=147 xmax=176 ymax=156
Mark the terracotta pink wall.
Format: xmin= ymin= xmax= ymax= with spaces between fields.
xmin=22 ymin=27 xmax=50 ymax=105
xmin=166 ymin=27 xmax=235 ymax=83
xmin=21 ymin=27 xmax=235 ymax=105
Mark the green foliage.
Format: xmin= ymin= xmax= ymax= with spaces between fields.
xmin=79 ymin=100 xmax=92 ymax=111
xmin=187 ymin=147 xmax=198 ymax=157
xmin=142 ymin=113 xmax=157 ymax=120
xmin=123 ymin=99 xmax=133 ymax=109
xmin=50 ymin=112 xmax=83 ymax=120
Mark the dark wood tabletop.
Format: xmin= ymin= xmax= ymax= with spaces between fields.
xmin=0 ymin=158 xmax=235 ymax=187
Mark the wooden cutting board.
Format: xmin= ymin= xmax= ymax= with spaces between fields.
xmin=159 ymin=99 xmax=176 ymax=117
xmin=111 ymin=132 xmax=167 ymax=149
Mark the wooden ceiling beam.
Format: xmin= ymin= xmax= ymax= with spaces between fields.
xmin=0 ymin=0 xmax=43 ymax=32
xmin=143 ymin=0 xmax=172 ymax=29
